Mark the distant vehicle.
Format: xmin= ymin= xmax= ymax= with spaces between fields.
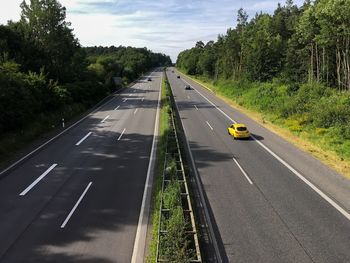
xmin=147 ymin=77 xmax=152 ymax=81
xmin=185 ymin=85 xmax=191 ymax=90
xmin=227 ymin=124 xmax=250 ymax=139
xmin=177 ymin=75 xmax=180 ymax=79
xmin=172 ymin=70 xmax=174 ymax=73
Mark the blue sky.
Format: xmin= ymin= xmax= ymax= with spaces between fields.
xmin=0 ymin=0 xmax=304 ymax=62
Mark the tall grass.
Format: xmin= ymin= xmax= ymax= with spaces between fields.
xmin=147 ymin=73 xmax=170 ymax=262
xmin=147 ymin=72 xmax=195 ymax=262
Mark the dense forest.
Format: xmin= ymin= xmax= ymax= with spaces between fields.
xmin=85 ymin=45 xmax=171 ymax=88
xmin=177 ymin=0 xmax=350 ymax=90
xmin=0 ymin=0 xmax=171 ymax=160
xmin=177 ymin=0 xmax=350 ymax=161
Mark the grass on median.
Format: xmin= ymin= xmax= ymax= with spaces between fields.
xmin=177 ymin=69 xmax=350 ymax=179
xmin=147 ymin=72 xmax=196 ymax=262
xmin=147 ymin=73 xmax=170 ymax=262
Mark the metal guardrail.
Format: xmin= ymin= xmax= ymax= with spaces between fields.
xmin=156 ymin=103 xmax=202 ymax=262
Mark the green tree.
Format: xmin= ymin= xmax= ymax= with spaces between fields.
xmin=198 ymin=41 xmax=216 ymax=77
xmin=17 ymin=0 xmax=83 ymax=82
xmin=315 ymin=0 xmax=350 ymax=90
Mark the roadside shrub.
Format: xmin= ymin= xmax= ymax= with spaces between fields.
xmin=311 ymin=95 xmax=350 ymax=128
xmin=291 ymin=83 xmax=332 ymax=114
xmin=63 ymin=81 xmax=108 ymax=107
xmin=315 ymin=128 xmax=327 ymax=135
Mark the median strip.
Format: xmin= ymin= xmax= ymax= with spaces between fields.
xmin=147 ymin=70 xmax=202 ymax=262
xmin=19 ymin=163 xmax=58 ymax=196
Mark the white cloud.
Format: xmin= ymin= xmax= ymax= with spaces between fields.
xmin=0 ymin=0 xmax=22 ymax=24
xmin=0 ymin=0 xmax=305 ymax=62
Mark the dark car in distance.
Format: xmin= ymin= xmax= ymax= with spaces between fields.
xmin=185 ymin=85 xmax=191 ymax=90
xmin=147 ymin=77 xmax=152 ymax=81
xmin=177 ymin=75 xmax=180 ymax=79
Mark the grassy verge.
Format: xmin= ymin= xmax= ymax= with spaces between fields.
xmin=177 ymin=70 xmax=350 ymax=179
xmin=147 ymin=73 xmax=170 ymax=262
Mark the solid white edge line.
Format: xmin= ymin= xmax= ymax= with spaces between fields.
xmin=19 ymin=163 xmax=58 ymax=196
xmin=60 ymin=181 xmax=93 ymax=228
xmin=131 ymin=71 xmax=161 ymax=263
xmin=0 ymin=85 xmax=131 ymax=177
xmin=0 ymin=73 xmax=153 ymax=177
xmin=206 ymin=121 xmax=214 ymax=130
xmin=75 ymin=132 xmax=92 ymax=146
xmin=117 ymin=128 xmax=126 ymax=141
xmin=115 ymin=105 xmax=120 ymax=110
xmin=182 ymin=74 xmax=350 ymax=221
xmin=233 ymin=157 xmax=253 ymax=185
xmin=101 ymin=115 xmax=110 ymax=123
xmin=253 ymin=138 xmax=350 ymax=220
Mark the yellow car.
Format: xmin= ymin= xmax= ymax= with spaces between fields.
xmin=228 ymin=124 xmax=250 ymax=139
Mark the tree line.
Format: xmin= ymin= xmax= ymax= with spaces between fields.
xmin=177 ymin=0 xmax=350 ymax=91
xmin=85 ymin=45 xmax=171 ymax=87
xmin=177 ymin=0 xmax=350 ymax=161
xmin=0 ymin=0 xmax=171 ymax=136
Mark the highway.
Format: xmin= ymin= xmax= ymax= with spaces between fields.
xmin=167 ymin=68 xmax=350 ymax=262
xmin=0 ymin=70 xmax=162 ymax=262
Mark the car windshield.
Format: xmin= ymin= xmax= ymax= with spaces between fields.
xmin=236 ymin=127 xmax=247 ymax=131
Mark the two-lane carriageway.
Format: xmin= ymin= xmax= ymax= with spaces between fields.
xmin=0 ymin=69 xmax=163 ymax=263
xmin=167 ymin=68 xmax=350 ymax=263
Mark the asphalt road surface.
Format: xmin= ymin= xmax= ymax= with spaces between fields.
xmin=167 ymin=68 xmax=350 ymax=263
xmin=0 ymin=69 xmax=162 ymax=263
